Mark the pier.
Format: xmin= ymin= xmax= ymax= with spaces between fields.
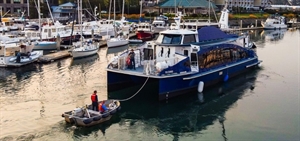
xmin=38 ymin=50 xmax=71 ymax=63
xmin=37 ymin=33 xmax=137 ymax=63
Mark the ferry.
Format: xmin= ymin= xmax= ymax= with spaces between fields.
xmin=106 ymin=14 xmax=262 ymax=101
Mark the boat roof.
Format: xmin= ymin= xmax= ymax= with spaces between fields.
xmin=197 ymin=26 xmax=238 ymax=42
xmin=138 ymin=22 xmax=151 ymax=26
xmin=160 ymin=29 xmax=197 ymax=35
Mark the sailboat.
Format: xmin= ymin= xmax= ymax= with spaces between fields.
xmin=106 ymin=0 xmax=129 ymax=48
xmin=70 ymin=0 xmax=99 ymax=59
xmin=114 ymin=0 xmax=131 ymax=35
xmin=32 ymin=0 xmax=57 ymax=50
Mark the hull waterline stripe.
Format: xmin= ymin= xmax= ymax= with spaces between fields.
xmin=183 ymin=57 xmax=259 ymax=80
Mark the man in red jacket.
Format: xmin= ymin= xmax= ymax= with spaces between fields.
xmin=91 ymin=90 xmax=99 ymax=111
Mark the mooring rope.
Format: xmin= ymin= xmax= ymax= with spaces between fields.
xmin=115 ymin=76 xmax=150 ymax=102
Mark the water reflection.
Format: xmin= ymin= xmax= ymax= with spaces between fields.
xmin=70 ymin=54 xmax=100 ymax=66
xmin=0 ymin=64 xmax=38 ymax=94
xmin=115 ymin=69 xmax=260 ymax=139
xmin=72 ymin=115 xmax=121 ymax=138
xmin=260 ymin=29 xmax=287 ymax=42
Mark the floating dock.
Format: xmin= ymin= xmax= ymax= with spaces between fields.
xmin=37 ymin=33 xmax=137 ymax=63
xmin=222 ymin=27 xmax=263 ymax=32
xmin=38 ymin=50 xmax=71 ymax=63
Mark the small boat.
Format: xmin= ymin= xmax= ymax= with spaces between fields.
xmin=152 ymin=15 xmax=169 ymax=33
xmin=107 ymin=36 xmax=129 ymax=48
xmin=61 ymin=99 xmax=121 ymax=127
xmin=33 ymin=41 xmax=57 ymax=50
xmin=261 ymin=15 xmax=287 ymax=30
xmin=127 ymin=39 xmax=143 ymax=43
xmin=70 ymin=41 xmax=99 ymax=59
xmin=135 ymin=22 xmax=154 ymax=40
xmin=0 ymin=42 xmax=43 ymax=67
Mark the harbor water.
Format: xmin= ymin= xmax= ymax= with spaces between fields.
xmin=0 ymin=29 xmax=299 ymax=141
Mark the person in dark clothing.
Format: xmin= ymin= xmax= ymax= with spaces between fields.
xmin=16 ymin=52 xmax=21 ymax=63
xmin=91 ymin=90 xmax=99 ymax=111
xmin=128 ymin=49 xmax=136 ymax=70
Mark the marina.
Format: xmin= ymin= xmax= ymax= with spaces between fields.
xmin=1 ymin=1 xmax=300 ymax=139
xmin=0 ymin=28 xmax=299 ymax=140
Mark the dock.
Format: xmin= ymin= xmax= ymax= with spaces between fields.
xmin=37 ymin=33 xmax=137 ymax=63
xmin=38 ymin=50 xmax=71 ymax=63
xmin=222 ymin=27 xmax=263 ymax=32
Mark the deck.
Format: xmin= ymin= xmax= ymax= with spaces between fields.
xmin=38 ymin=50 xmax=71 ymax=63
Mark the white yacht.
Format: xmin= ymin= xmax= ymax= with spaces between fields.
xmin=152 ymin=15 xmax=169 ymax=33
xmin=261 ymin=16 xmax=287 ymax=30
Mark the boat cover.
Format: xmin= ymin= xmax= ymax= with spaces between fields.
xmin=197 ymin=26 xmax=238 ymax=42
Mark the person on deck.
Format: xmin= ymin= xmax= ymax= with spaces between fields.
xmin=128 ymin=49 xmax=136 ymax=70
xmin=16 ymin=52 xmax=21 ymax=63
xmin=98 ymin=101 xmax=108 ymax=113
xmin=91 ymin=90 xmax=99 ymax=111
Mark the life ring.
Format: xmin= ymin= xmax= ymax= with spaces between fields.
xmin=82 ymin=118 xmax=93 ymax=124
xmin=92 ymin=116 xmax=102 ymax=121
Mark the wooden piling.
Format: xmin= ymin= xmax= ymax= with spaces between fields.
xmin=240 ymin=20 xmax=243 ymax=28
xmin=91 ymin=29 xmax=94 ymax=40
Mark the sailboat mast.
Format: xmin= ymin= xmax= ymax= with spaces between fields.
xmin=107 ymin=0 xmax=112 ymax=37
xmin=113 ymin=0 xmax=115 ymax=21
xmin=122 ymin=0 xmax=125 ymax=19
xmin=38 ymin=0 xmax=41 ymax=40
xmin=139 ymin=0 xmax=142 ymax=23
xmin=80 ymin=0 xmax=83 ymax=46
xmin=208 ymin=0 xmax=211 ymax=24
xmin=174 ymin=0 xmax=176 ymax=13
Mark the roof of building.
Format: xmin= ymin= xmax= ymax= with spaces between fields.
xmin=159 ymin=0 xmax=218 ymax=8
xmin=51 ymin=6 xmax=62 ymax=13
xmin=51 ymin=2 xmax=76 ymax=13
xmin=59 ymin=2 xmax=76 ymax=7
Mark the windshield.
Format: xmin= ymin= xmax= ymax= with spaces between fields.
xmin=162 ymin=34 xmax=182 ymax=44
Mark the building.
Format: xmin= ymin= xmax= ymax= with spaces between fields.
xmin=0 ymin=0 xmax=29 ymax=16
xmin=265 ymin=4 xmax=300 ymax=10
xmin=158 ymin=0 xmax=219 ymax=15
xmin=51 ymin=2 xmax=76 ymax=21
xmin=213 ymin=0 xmax=272 ymax=10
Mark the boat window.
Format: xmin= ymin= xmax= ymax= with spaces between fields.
xmin=183 ymin=34 xmax=196 ymax=44
xmin=143 ymin=48 xmax=153 ymax=60
xmin=198 ymin=47 xmax=248 ymax=70
xmin=184 ymin=50 xmax=188 ymax=56
xmin=52 ymin=28 xmax=56 ymax=32
xmin=162 ymin=34 xmax=182 ymax=44
xmin=44 ymin=29 xmax=47 ymax=33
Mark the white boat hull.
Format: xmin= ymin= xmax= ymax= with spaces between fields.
xmin=33 ymin=41 xmax=57 ymax=50
xmin=262 ymin=24 xmax=287 ymax=29
xmin=0 ymin=51 xmax=43 ymax=67
xmin=71 ymin=47 xmax=99 ymax=59
xmin=152 ymin=26 xmax=168 ymax=33
xmin=107 ymin=39 xmax=129 ymax=48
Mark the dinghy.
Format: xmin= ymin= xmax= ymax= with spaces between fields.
xmin=61 ymin=99 xmax=121 ymax=127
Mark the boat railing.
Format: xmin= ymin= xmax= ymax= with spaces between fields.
xmin=142 ymin=57 xmax=181 ymax=76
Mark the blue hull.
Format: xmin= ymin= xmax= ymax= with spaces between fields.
xmin=107 ymin=58 xmax=260 ymax=101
